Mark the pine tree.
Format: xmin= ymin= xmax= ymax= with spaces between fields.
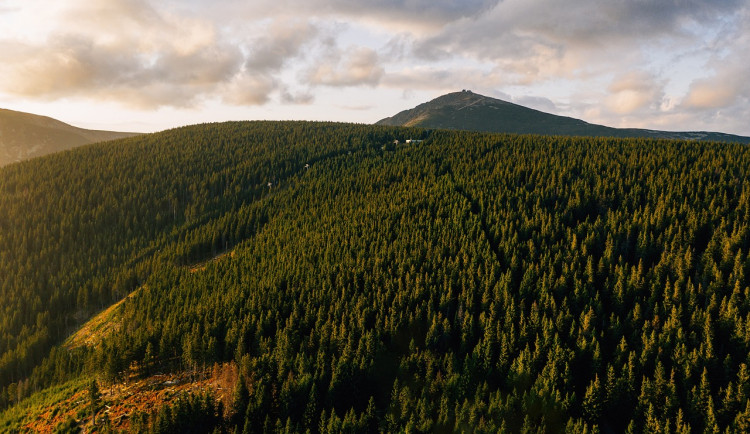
xmin=88 ymin=379 xmax=101 ymax=426
xmin=230 ymin=375 xmax=249 ymax=427
xmin=583 ymin=375 xmax=602 ymax=425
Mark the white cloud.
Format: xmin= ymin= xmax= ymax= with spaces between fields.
xmin=684 ymin=80 xmax=738 ymax=109
xmin=0 ymin=1 xmax=329 ymax=108
xmin=605 ymin=71 xmax=664 ymax=115
xmin=244 ymin=20 xmax=320 ymax=72
xmin=222 ymin=75 xmax=277 ymax=106
xmin=308 ymin=47 xmax=384 ymax=87
xmin=218 ymin=0 xmax=501 ymax=28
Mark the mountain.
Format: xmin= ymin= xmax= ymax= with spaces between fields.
xmin=2 ymin=121 xmax=750 ymax=432
xmin=0 ymin=108 xmax=140 ymax=166
xmin=376 ymin=90 xmax=750 ymax=143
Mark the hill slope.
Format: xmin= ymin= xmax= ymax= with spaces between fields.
xmin=376 ymin=90 xmax=750 ymax=143
xmin=0 ymin=108 xmax=139 ymax=166
xmin=2 ymin=123 xmax=750 ymax=432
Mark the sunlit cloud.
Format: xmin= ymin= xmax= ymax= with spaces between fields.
xmin=308 ymin=47 xmax=384 ymax=87
xmin=605 ymin=71 xmax=664 ymax=115
xmin=684 ymin=80 xmax=738 ymax=109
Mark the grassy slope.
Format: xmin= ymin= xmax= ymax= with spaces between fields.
xmin=63 ymin=288 xmax=142 ymax=350
xmin=0 ymin=377 xmax=87 ymax=433
xmin=0 ymin=108 xmax=139 ymax=166
xmin=0 ymin=368 xmax=236 ymax=433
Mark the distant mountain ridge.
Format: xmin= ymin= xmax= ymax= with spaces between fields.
xmin=0 ymin=108 xmax=140 ymax=166
xmin=376 ymin=91 xmax=750 ymax=144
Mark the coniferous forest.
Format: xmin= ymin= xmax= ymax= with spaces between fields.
xmin=2 ymin=121 xmax=750 ymax=432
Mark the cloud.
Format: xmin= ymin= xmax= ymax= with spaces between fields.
xmin=233 ymin=0 xmax=501 ymax=27
xmin=224 ymin=19 xmax=321 ymax=106
xmin=521 ymin=0 xmax=741 ymax=44
xmin=410 ymin=0 xmax=747 ymax=84
xmin=681 ymin=16 xmax=750 ymax=111
xmin=0 ymin=0 xmax=243 ymax=107
xmin=676 ymin=62 xmax=750 ymax=133
xmin=308 ymin=47 xmax=384 ymax=87
xmin=382 ymin=66 xmax=505 ymax=93
xmin=338 ymin=104 xmax=374 ymax=111
xmin=222 ymin=75 xmax=277 ymax=106
xmin=513 ymin=95 xmax=558 ymax=113
xmin=329 ymin=0 xmax=500 ymax=26
xmin=683 ymin=79 xmax=738 ymax=109
xmin=280 ymin=89 xmax=315 ymax=105
xmin=0 ymin=33 xmax=244 ymax=108
xmin=244 ymin=20 xmax=320 ymax=72
xmin=605 ymin=71 xmax=664 ymax=115
xmin=0 ymin=1 xmax=327 ymax=108
xmin=676 ymin=5 xmax=750 ymax=131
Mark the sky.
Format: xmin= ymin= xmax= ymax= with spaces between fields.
xmin=1 ymin=0 xmax=749 ymax=135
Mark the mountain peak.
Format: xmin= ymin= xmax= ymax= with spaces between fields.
xmin=376 ymin=91 xmax=750 ymax=143
xmin=431 ymin=89 xmax=487 ymax=102
xmin=375 ymin=90 xmax=590 ymax=134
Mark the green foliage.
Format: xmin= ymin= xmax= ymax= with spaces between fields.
xmin=3 ymin=121 xmax=750 ymax=432
xmin=54 ymin=415 xmax=80 ymax=433
xmin=0 ymin=377 xmax=86 ymax=432
xmin=138 ymin=392 xmax=221 ymax=434
xmin=88 ymin=379 xmax=101 ymax=426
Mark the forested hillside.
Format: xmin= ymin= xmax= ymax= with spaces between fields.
xmin=2 ymin=122 xmax=750 ymax=432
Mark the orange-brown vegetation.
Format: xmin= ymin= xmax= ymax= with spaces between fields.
xmin=22 ymin=362 xmax=239 ymax=433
